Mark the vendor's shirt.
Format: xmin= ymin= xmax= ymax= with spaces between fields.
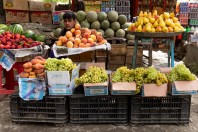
xmin=60 ymin=28 xmax=68 ymax=36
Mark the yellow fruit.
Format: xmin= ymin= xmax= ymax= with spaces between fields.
xmin=172 ymin=17 xmax=178 ymax=22
xmin=143 ymin=11 xmax=148 ymax=17
xmin=149 ymin=17 xmax=155 ymax=24
xmin=153 ymin=10 xmax=157 ymax=16
xmin=139 ymin=11 xmax=144 ymax=17
xmin=163 ymin=12 xmax=170 ymax=19
xmin=168 ymin=27 xmax=174 ymax=32
xmin=143 ymin=17 xmax=149 ymax=24
xmin=146 ymin=26 xmax=152 ymax=32
xmin=159 ymin=20 xmax=166 ymax=28
xmin=137 ymin=25 xmax=142 ymax=32
xmin=170 ymin=13 xmax=175 ymax=18
xmin=153 ymin=21 xmax=158 ymax=28
xmin=165 ymin=19 xmax=172 ymax=26
xmin=163 ymin=27 xmax=169 ymax=32
xmin=174 ymin=27 xmax=180 ymax=32
xmin=151 ymin=28 xmax=155 ymax=32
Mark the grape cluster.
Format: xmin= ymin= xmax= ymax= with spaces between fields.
xmin=45 ymin=58 xmax=76 ymax=71
xmin=134 ymin=67 xmax=146 ymax=94
xmin=112 ymin=66 xmax=134 ymax=82
xmin=143 ymin=67 xmax=168 ymax=86
xmin=167 ymin=64 xmax=196 ymax=82
xmin=75 ymin=66 xmax=108 ymax=85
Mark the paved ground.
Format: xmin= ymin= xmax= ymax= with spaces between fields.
xmin=0 ymin=50 xmax=198 ymax=132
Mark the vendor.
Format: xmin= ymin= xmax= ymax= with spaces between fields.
xmin=49 ymin=11 xmax=76 ymax=58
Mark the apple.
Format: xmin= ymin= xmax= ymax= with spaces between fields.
xmin=0 ymin=44 xmax=4 ymax=49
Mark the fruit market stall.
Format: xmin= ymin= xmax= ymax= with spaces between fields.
xmin=0 ymin=23 xmax=48 ymax=95
xmin=127 ymin=10 xmax=184 ymax=68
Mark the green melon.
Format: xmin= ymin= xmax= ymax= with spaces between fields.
xmin=121 ymin=22 xmax=132 ymax=29
xmin=115 ymin=29 xmax=125 ymax=37
xmin=24 ymin=30 xmax=35 ymax=38
xmin=59 ymin=20 xmax=65 ymax=29
xmin=101 ymin=20 xmax=110 ymax=30
xmin=111 ymin=22 xmax=120 ymax=31
xmin=91 ymin=21 xmax=100 ymax=30
xmin=97 ymin=29 xmax=104 ymax=36
xmin=53 ymin=28 xmax=62 ymax=38
xmin=98 ymin=12 xmax=107 ymax=22
xmin=105 ymin=28 xmax=114 ymax=38
xmin=80 ymin=21 xmax=90 ymax=28
xmin=86 ymin=11 xmax=98 ymax=23
xmin=59 ymin=12 xmax=65 ymax=21
xmin=0 ymin=24 xmax=8 ymax=31
xmin=108 ymin=11 xmax=118 ymax=22
xmin=76 ymin=11 xmax=86 ymax=23
xmin=9 ymin=24 xmax=23 ymax=34
xmin=0 ymin=29 xmax=5 ymax=34
xmin=118 ymin=15 xmax=127 ymax=25
xmin=36 ymin=35 xmax=46 ymax=42
xmin=126 ymin=34 xmax=135 ymax=40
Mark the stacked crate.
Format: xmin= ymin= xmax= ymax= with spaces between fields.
xmin=125 ymin=45 xmax=143 ymax=68
xmin=107 ymin=38 xmax=127 ymax=71
xmin=115 ymin=0 xmax=130 ymax=21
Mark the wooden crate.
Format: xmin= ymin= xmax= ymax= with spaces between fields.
xmin=125 ymin=55 xmax=142 ymax=65
xmin=108 ymin=55 xmax=126 ymax=64
xmin=126 ymin=45 xmax=143 ymax=57
xmin=95 ymin=50 xmax=107 ymax=57
xmin=96 ymin=56 xmax=107 ymax=63
xmin=68 ymin=51 xmax=94 ymax=62
xmin=110 ymin=44 xmax=127 ymax=55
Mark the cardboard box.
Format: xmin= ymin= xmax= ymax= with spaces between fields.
xmin=142 ymin=83 xmax=168 ymax=97
xmin=30 ymin=11 xmax=52 ymax=25
xmin=169 ymin=80 xmax=198 ymax=95
xmin=111 ymin=82 xmax=136 ymax=95
xmin=29 ymin=1 xmax=56 ymax=11
xmin=3 ymin=0 xmax=29 ymax=10
xmin=47 ymin=65 xmax=80 ymax=95
xmin=5 ymin=10 xmax=29 ymax=23
xmin=52 ymin=11 xmax=61 ymax=25
xmin=84 ymin=82 xmax=108 ymax=96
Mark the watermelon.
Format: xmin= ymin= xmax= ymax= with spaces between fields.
xmin=0 ymin=30 xmax=5 ymax=34
xmin=0 ymin=24 xmax=8 ymax=31
xmin=53 ymin=28 xmax=62 ymax=38
xmin=9 ymin=24 xmax=23 ymax=34
xmin=32 ymin=34 xmax=37 ymax=41
xmin=36 ymin=35 xmax=46 ymax=42
xmin=24 ymin=30 xmax=35 ymax=38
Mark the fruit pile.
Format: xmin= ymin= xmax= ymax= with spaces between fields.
xmin=128 ymin=10 xmax=184 ymax=32
xmin=75 ymin=66 xmax=108 ymax=85
xmin=56 ymin=24 xmax=107 ymax=48
xmin=20 ymin=56 xmax=46 ymax=78
xmin=167 ymin=64 xmax=196 ymax=82
xmin=44 ymin=58 xmax=76 ymax=71
xmin=0 ymin=31 xmax=41 ymax=49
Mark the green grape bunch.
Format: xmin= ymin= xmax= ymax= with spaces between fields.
xmin=45 ymin=58 xmax=76 ymax=71
xmin=112 ymin=66 xmax=135 ymax=83
xmin=134 ymin=67 xmax=146 ymax=94
xmin=167 ymin=64 xmax=197 ymax=82
xmin=143 ymin=67 xmax=168 ymax=86
xmin=75 ymin=66 xmax=108 ymax=85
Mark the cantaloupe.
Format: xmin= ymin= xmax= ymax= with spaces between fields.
xmin=76 ymin=11 xmax=86 ymax=22
xmin=105 ymin=28 xmax=114 ymax=38
xmin=86 ymin=11 xmax=98 ymax=23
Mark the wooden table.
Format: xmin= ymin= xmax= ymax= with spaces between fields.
xmin=126 ymin=32 xmax=183 ymax=68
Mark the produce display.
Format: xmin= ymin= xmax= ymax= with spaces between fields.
xmin=128 ymin=10 xmax=184 ymax=32
xmin=167 ymin=64 xmax=197 ymax=82
xmin=19 ymin=56 xmax=46 ymax=78
xmin=0 ymin=31 xmax=42 ymax=49
xmin=44 ymin=58 xmax=76 ymax=71
xmin=75 ymin=66 xmax=108 ymax=85
xmin=56 ymin=23 xmax=107 ymax=48
xmin=112 ymin=66 xmax=134 ymax=82
xmin=143 ymin=67 xmax=168 ymax=85
xmin=134 ymin=67 xmax=146 ymax=94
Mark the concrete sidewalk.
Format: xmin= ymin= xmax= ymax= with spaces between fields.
xmin=0 ymin=94 xmax=198 ymax=132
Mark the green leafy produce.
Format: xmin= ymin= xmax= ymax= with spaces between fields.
xmin=75 ymin=66 xmax=108 ymax=85
xmin=167 ymin=64 xmax=196 ymax=82
xmin=143 ymin=67 xmax=168 ymax=86
xmin=112 ymin=66 xmax=134 ymax=82
xmin=134 ymin=67 xmax=146 ymax=94
xmin=44 ymin=58 xmax=76 ymax=71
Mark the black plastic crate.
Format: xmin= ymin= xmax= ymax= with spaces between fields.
xmin=69 ymin=94 xmax=128 ymax=124
xmin=10 ymin=93 xmax=68 ymax=126
xmin=130 ymin=95 xmax=191 ymax=125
